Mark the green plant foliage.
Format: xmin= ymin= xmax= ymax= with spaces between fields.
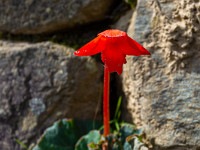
xmin=99 ymin=96 xmax=123 ymax=133
xmin=33 ymin=119 xmax=102 ymax=150
xmin=125 ymin=0 xmax=137 ymax=8
xmin=32 ymin=97 xmax=145 ymax=150
xmin=74 ymin=124 xmax=143 ymax=150
xmin=120 ymin=125 xmax=142 ymax=143
xmin=75 ymin=130 xmax=102 ymax=150
xmin=106 ymin=133 xmax=122 ymax=150
xmin=113 ymin=96 xmax=122 ymax=132
xmin=15 ymin=139 xmax=29 ymax=150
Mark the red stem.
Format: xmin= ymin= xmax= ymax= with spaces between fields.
xmin=103 ymin=64 xmax=110 ymax=137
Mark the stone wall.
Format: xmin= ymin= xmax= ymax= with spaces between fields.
xmin=1 ymin=0 xmax=200 ymax=149
xmin=0 ymin=41 xmax=102 ymax=150
xmin=0 ymin=0 xmax=113 ymax=34
xmin=122 ymin=0 xmax=200 ymax=149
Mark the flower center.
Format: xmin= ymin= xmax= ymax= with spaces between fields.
xmin=99 ymin=29 xmax=127 ymax=37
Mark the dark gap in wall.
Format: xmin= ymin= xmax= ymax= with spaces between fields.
xmin=109 ymin=72 xmax=125 ymax=123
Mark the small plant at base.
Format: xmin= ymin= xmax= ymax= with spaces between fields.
xmin=80 ymin=97 xmax=144 ymax=150
xmin=30 ymin=97 xmax=145 ymax=150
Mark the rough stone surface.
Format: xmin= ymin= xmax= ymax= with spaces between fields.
xmin=112 ymin=9 xmax=134 ymax=32
xmin=0 ymin=41 xmax=102 ymax=150
xmin=123 ymin=0 xmax=200 ymax=149
xmin=0 ymin=0 xmax=113 ymax=34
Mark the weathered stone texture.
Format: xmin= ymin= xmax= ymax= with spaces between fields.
xmin=0 ymin=41 xmax=102 ymax=150
xmin=0 ymin=0 xmax=113 ymax=34
xmin=123 ymin=0 xmax=200 ymax=149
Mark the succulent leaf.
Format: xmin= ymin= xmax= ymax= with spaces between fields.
xmin=75 ymin=130 xmax=101 ymax=150
xmin=33 ymin=119 xmax=102 ymax=150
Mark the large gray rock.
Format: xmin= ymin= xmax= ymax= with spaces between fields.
xmin=112 ymin=9 xmax=134 ymax=32
xmin=0 ymin=41 xmax=102 ymax=150
xmin=123 ymin=0 xmax=200 ymax=149
xmin=0 ymin=0 xmax=113 ymax=34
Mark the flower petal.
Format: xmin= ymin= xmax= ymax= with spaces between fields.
xmin=101 ymin=39 xmax=126 ymax=75
xmin=99 ymin=29 xmax=127 ymax=37
xmin=74 ymin=35 xmax=106 ymax=56
xmin=127 ymin=37 xmax=151 ymax=55
xmin=118 ymin=36 xmax=151 ymax=56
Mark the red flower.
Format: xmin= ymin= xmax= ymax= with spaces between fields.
xmin=74 ymin=29 xmax=150 ymax=75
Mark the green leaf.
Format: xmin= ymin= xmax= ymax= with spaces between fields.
xmin=15 ymin=139 xmax=28 ymax=150
xmin=123 ymin=141 xmax=132 ymax=150
xmin=114 ymin=97 xmax=122 ymax=120
xmin=133 ymin=138 xmax=145 ymax=150
xmin=88 ymin=142 xmax=99 ymax=149
xmin=33 ymin=119 xmax=102 ymax=150
xmin=106 ymin=134 xmax=122 ymax=150
xmin=75 ymin=130 xmax=101 ymax=150
xmin=98 ymin=120 xmax=115 ymax=132
xmin=120 ymin=122 xmax=136 ymax=128
xmin=117 ymin=111 xmax=121 ymax=121
xmin=126 ymin=0 xmax=136 ymax=8
xmin=109 ymin=120 xmax=116 ymax=125
xmin=119 ymin=125 xmax=142 ymax=144
xmin=115 ymin=121 xmax=120 ymax=131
